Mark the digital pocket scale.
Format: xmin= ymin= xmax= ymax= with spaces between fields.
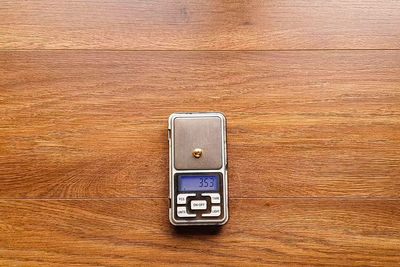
xmin=168 ymin=112 xmax=229 ymax=226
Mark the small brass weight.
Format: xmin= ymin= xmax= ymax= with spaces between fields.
xmin=192 ymin=148 xmax=203 ymax=158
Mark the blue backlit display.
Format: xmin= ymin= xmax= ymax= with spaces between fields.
xmin=178 ymin=175 xmax=219 ymax=191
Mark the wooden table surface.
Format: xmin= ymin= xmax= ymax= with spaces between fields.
xmin=1 ymin=1 xmax=399 ymax=266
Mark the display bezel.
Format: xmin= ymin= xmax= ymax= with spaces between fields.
xmin=178 ymin=174 xmax=220 ymax=192
xmin=175 ymin=172 xmax=223 ymax=193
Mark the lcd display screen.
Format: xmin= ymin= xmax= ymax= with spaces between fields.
xmin=178 ymin=175 xmax=219 ymax=191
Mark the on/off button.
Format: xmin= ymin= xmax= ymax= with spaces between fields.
xmin=190 ymin=200 xmax=207 ymax=210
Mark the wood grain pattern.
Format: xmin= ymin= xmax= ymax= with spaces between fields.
xmin=1 ymin=0 xmax=400 ymax=50
xmin=2 ymin=0 xmax=400 ymax=265
xmin=1 ymin=50 xmax=399 ymax=198
xmin=1 ymin=199 xmax=399 ymax=266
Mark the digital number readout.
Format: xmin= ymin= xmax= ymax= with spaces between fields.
xmin=178 ymin=175 xmax=219 ymax=191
